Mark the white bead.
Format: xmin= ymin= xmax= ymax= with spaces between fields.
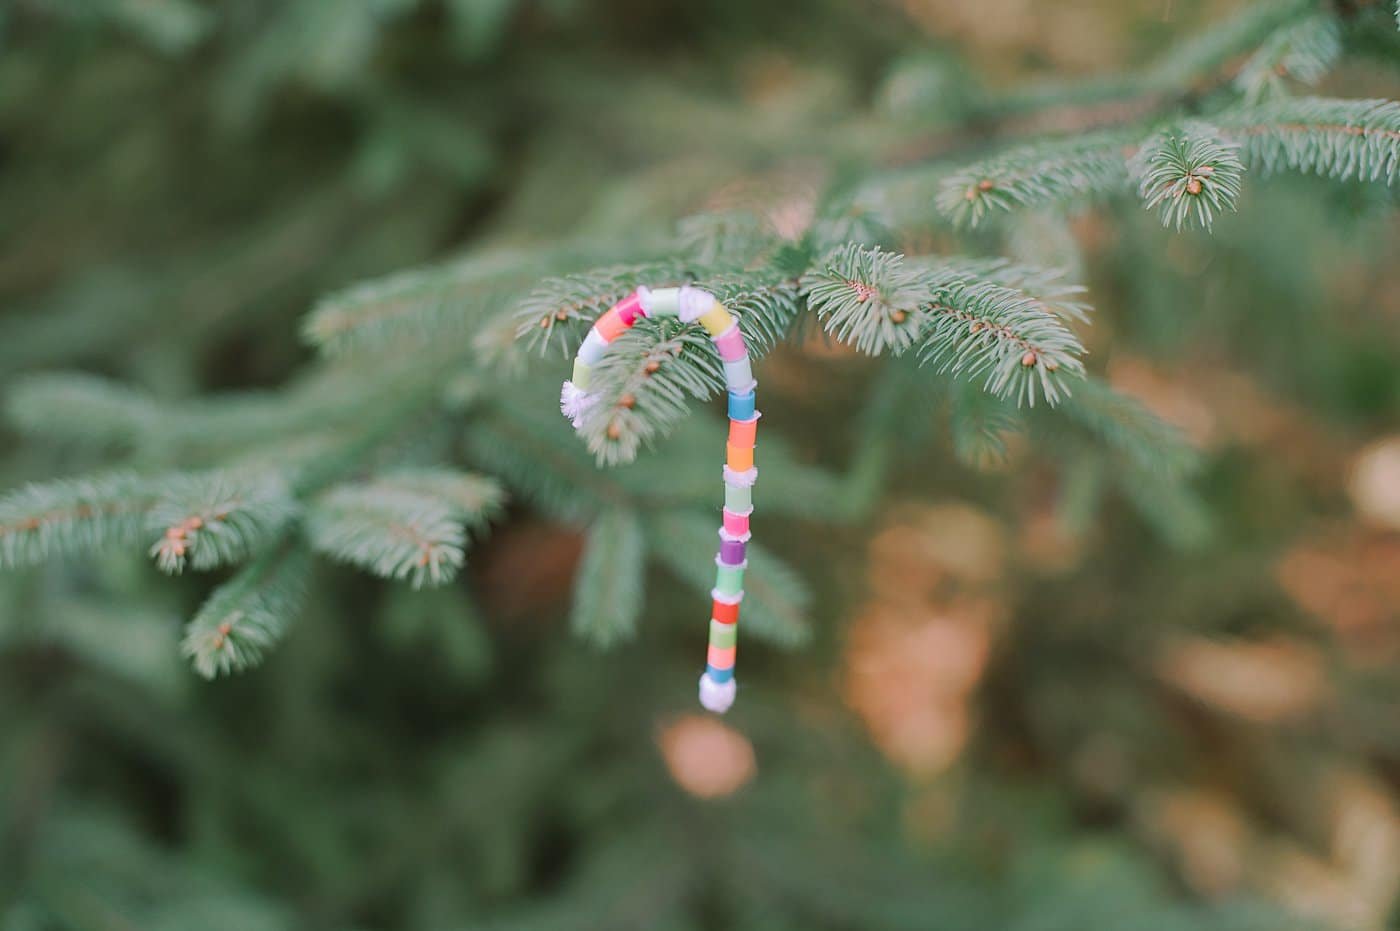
xmin=677 ymin=285 xmax=716 ymax=323
xmin=698 ymin=673 xmax=737 ymax=714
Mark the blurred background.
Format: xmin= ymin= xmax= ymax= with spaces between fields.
xmin=2 ymin=1 xmax=1399 ymax=929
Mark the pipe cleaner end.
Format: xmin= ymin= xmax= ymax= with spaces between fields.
xmin=677 ymin=284 xmax=715 ymax=323
xmin=698 ymin=672 xmax=737 ymax=714
xmin=560 ymin=380 xmax=595 ymax=431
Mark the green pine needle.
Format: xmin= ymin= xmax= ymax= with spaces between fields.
xmin=1132 ymin=126 xmax=1246 ymax=231
xmin=576 ymin=322 xmax=725 ymax=467
xmin=648 ymin=512 xmax=812 ymax=649
xmin=369 ymin=468 xmax=507 ymax=532
xmin=306 ymin=484 xmax=468 ymax=588
xmin=510 ymin=260 xmax=697 ymax=360
xmin=1234 ymin=13 xmax=1341 ymax=104
xmin=1216 ymin=97 xmax=1400 ymax=184
xmin=802 ymin=244 xmax=927 ymax=356
xmin=570 ymin=508 xmax=644 ymax=648
xmin=0 ymin=473 xmax=158 ymax=569
xmin=180 ymin=543 xmax=310 ymax=678
xmin=936 ymin=133 xmax=1134 ymax=227
xmin=146 ymin=472 xmax=298 ymax=575
xmin=304 ymin=248 xmax=553 ymax=357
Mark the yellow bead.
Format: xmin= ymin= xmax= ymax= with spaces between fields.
xmin=699 ymin=304 xmax=733 ymax=337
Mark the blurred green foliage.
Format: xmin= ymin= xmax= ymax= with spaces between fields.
xmin=3 ymin=1 xmax=1400 ymax=929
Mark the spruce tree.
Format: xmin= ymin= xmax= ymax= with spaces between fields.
xmin=3 ymin=1 xmax=1399 ymax=928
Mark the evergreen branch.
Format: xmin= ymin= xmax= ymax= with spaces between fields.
xmin=648 ymin=512 xmax=812 ymax=648
xmin=303 ymin=248 xmax=548 ymax=357
xmin=935 ymin=133 xmax=1135 ymax=227
xmin=570 ymin=508 xmax=644 ymax=648
xmin=915 ymin=275 xmax=1087 ymax=406
xmin=180 ymin=542 xmax=310 ymax=679
xmin=1113 ymin=465 xmax=1214 ymax=549
xmin=368 ymin=468 xmax=507 ymax=532
xmin=575 ymin=322 xmax=725 ymax=467
xmin=1142 ymin=0 xmax=1317 ymax=92
xmin=306 ymin=484 xmax=466 ymax=588
xmin=677 ymin=210 xmax=783 ymax=267
xmin=1234 ymin=13 xmax=1341 ymax=104
xmin=949 ymin=380 xmax=1024 ymax=470
xmin=801 ymin=244 xmax=927 ymax=355
xmin=464 ymin=391 xmax=637 ymax=522
xmin=0 ymin=473 xmax=157 ymax=569
xmin=1034 ymin=375 xmax=1201 ymax=480
xmin=4 ymin=372 xmax=161 ymax=449
xmin=701 ymin=270 xmax=806 ymax=357
xmin=1131 ymin=125 xmax=1246 ymax=231
xmin=1216 ymin=97 xmax=1400 ymax=183
xmin=916 ymin=256 xmax=1091 ymax=324
xmin=959 ymin=0 xmax=1314 ymax=137
xmin=509 ymin=260 xmax=697 ymax=360
xmin=146 ymin=472 xmax=297 ymax=574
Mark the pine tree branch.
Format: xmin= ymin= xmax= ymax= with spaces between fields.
xmin=146 ymin=472 xmax=297 ymax=574
xmin=1131 ymin=124 xmax=1246 ymax=231
xmin=802 ymin=244 xmax=928 ymax=355
xmin=304 ymin=248 xmax=559 ymax=357
xmin=915 ymin=257 xmax=1091 ymax=324
xmin=0 ymin=473 xmax=158 ymax=569
xmin=306 ymin=484 xmax=467 ymax=588
xmin=570 ymin=508 xmax=644 ymax=648
xmin=575 ymin=322 xmax=724 ymax=467
xmin=1215 ymin=96 xmax=1400 ymax=183
xmin=368 ymin=468 xmax=507 ymax=533
xmin=949 ymin=379 xmax=1024 ymax=470
xmin=508 ymin=260 xmax=698 ymax=360
xmin=1032 ymin=375 xmax=1201 ymax=481
xmin=916 ymin=277 xmax=1087 ymax=406
xmin=4 ymin=372 xmax=161 ymax=449
xmin=647 ymin=512 xmax=812 ymax=648
xmin=180 ymin=542 xmax=310 ymax=679
xmin=1234 ymin=13 xmax=1341 ymax=103
xmin=936 ymin=133 xmax=1136 ymax=227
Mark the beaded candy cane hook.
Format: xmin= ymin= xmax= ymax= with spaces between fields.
xmin=561 ymin=284 xmax=757 ymax=714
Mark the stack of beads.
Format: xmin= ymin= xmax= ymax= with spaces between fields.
xmin=559 ymin=284 xmax=756 ymax=714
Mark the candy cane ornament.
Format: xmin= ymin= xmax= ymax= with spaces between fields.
xmin=561 ymin=285 xmax=756 ymax=714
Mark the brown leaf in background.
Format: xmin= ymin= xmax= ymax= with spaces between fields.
xmin=1349 ymin=437 xmax=1400 ymax=531
xmin=1276 ymin=529 xmax=1400 ymax=665
xmin=657 ymin=715 xmax=757 ymax=799
xmin=1156 ymin=636 xmax=1328 ymax=723
xmin=473 ymin=519 xmax=583 ymax=625
xmin=1137 ymin=788 xmax=1253 ymax=898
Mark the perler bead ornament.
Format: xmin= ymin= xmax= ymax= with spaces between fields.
xmin=561 ymin=285 xmax=757 ymax=714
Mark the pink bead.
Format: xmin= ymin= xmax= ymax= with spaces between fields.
xmin=722 ymin=508 xmax=750 ymax=538
xmin=714 ymin=325 xmax=746 ymax=362
xmin=615 ymin=292 xmax=644 ymax=326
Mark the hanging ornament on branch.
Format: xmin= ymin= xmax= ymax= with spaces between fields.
xmin=561 ymin=285 xmax=758 ymax=714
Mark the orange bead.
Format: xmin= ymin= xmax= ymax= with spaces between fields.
xmin=726 ymin=442 xmax=754 ymax=472
xmin=728 ymin=417 xmax=758 ymax=447
xmin=595 ymin=307 xmax=628 ymax=342
xmin=707 ymin=645 xmax=737 ymax=669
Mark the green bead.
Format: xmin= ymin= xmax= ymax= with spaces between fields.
xmin=724 ymin=483 xmax=752 ymax=512
xmin=709 ymin=620 xmax=737 ymax=649
xmin=714 ymin=562 xmax=745 ymax=595
xmin=572 ymin=358 xmax=593 ymax=390
xmin=646 ymin=287 xmax=681 ymax=317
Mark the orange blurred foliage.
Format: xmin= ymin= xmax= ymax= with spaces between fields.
xmin=657 ymin=715 xmax=757 ymax=799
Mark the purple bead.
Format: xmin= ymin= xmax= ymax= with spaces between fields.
xmin=719 ymin=538 xmax=746 ymax=565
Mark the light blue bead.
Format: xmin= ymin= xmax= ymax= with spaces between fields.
xmin=706 ymin=664 xmax=733 ymax=683
xmin=727 ymin=389 xmax=756 ymax=420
